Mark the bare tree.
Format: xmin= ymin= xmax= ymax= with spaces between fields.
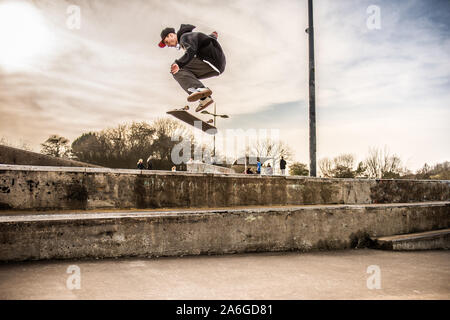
xmin=334 ymin=154 xmax=355 ymax=169
xmin=251 ymin=138 xmax=292 ymax=171
xmin=1 ymin=136 xmax=33 ymax=151
xmin=128 ymin=121 xmax=155 ymax=157
xmin=413 ymin=161 xmax=450 ymax=180
xmin=150 ymin=117 xmax=193 ymax=166
xmin=104 ymin=124 xmax=128 ymax=159
xmin=363 ymin=146 xmax=404 ymax=178
xmin=319 ymin=157 xmax=333 ymax=177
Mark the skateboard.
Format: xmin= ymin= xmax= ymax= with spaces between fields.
xmin=167 ymin=106 xmax=217 ymax=135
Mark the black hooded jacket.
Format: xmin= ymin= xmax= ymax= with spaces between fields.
xmin=174 ymin=24 xmax=226 ymax=74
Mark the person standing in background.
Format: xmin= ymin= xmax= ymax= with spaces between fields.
xmin=147 ymin=156 xmax=153 ymax=170
xmin=137 ymin=159 xmax=145 ymax=170
xmin=280 ymin=157 xmax=287 ymax=175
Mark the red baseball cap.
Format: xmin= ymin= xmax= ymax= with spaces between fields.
xmin=159 ymin=27 xmax=175 ymax=48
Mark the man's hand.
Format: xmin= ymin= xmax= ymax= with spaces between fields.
xmin=171 ymin=63 xmax=179 ymax=74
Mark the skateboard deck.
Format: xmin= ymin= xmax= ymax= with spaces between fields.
xmin=167 ymin=106 xmax=217 ymax=135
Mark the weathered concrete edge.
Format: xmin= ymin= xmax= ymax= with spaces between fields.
xmin=1 ymin=201 xmax=448 ymax=223
xmin=1 ymin=203 xmax=448 ymax=262
xmin=2 ymin=164 xmax=449 ymax=211
xmin=1 ymin=164 xmax=448 ymax=183
xmin=373 ymin=232 xmax=450 ymax=251
xmin=375 ymin=228 xmax=450 ymax=242
xmin=390 ymin=235 xmax=450 ymax=250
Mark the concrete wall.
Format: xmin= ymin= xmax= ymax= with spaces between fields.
xmin=0 ymin=145 xmax=101 ymax=168
xmin=0 ymin=202 xmax=448 ymax=261
xmin=0 ymin=165 xmax=449 ymax=211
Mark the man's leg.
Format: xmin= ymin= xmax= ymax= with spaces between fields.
xmin=173 ymin=58 xmax=219 ymax=95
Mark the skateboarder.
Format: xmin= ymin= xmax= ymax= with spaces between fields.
xmin=158 ymin=24 xmax=226 ymax=112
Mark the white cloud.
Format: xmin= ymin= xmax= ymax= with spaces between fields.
xmin=0 ymin=0 xmax=448 ymax=171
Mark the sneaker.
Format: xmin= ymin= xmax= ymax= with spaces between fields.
xmin=187 ymin=87 xmax=213 ymax=102
xmin=195 ymin=96 xmax=214 ymax=112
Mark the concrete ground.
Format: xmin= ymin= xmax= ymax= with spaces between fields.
xmin=0 ymin=249 xmax=448 ymax=300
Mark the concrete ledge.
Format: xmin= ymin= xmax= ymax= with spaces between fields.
xmin=372 ymin=228 xmax=450 ymax=250
xmin=187 ymin=162 xmax=236 ymax=174
xmin=2 ymin=164 xmax=449 ymax=181
xmin=0 ymin=202 xmax=448 ymax=261
xmin=1 ymin=165 xmax=449 ymax=211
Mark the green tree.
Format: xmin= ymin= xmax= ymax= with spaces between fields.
xmin=412 ymin=161 xmax=450 ymax=180
xmin=40 ymin=135 xmax=71 ymax=158
xmin=332 ymin=154 xmax=357 ymax=178
xmin=319 ymin=154 xmax=357 ymax=178
xmin=289 ymin=162 xmax=309 ymax=176
xmin=70 ymin=118 xmax=193 ymax=169
xmin=71 ymin=132 xmax=108 ymax=166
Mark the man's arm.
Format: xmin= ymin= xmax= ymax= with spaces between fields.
xmin=174 ymin=33 xmax=199 ymax=69
xmin=171 ymin=32 xmax=218 ymax=74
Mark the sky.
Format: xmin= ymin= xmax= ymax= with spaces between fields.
xmin=0 ymin=0 xmax=449 ymax=172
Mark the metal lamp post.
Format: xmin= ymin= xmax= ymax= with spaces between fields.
xmin=306 ymin=0 xmax=317 ymax=177
xmin=201 ymin=103 xmax=229 ymax=159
